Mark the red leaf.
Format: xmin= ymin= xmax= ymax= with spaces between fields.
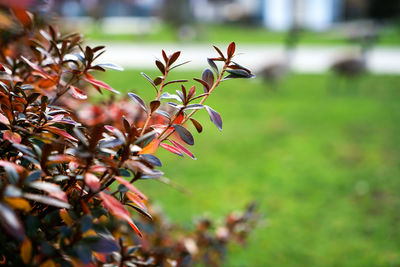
xmin=44 ymin=126 xmax=78 ymax=142
xmin=70 ymin=86 xmax=87 ymax=100
xmin=160 ymin=143 xmax=183 ymax=157
xmin=85 ymin=173 xmax=100 ymax=191
xmin=84 ymin=73 xmax=119 ymax=94
xmin=115 ymin=176 xmax=147 ymax=200
xmin=227 ymin=42 xmax=236 ymax=58
xmin=170 ymin=140 xmax=196 ymax=159
xmin=3 ymin=130 xmax=21 ymax=143
xmin=99 ymin=192 xmax=141 ymax=237
xmin=21 ymin=56 xmax=53 ymax=80
xmin=0 ymin=63 xmax=5 ymax=72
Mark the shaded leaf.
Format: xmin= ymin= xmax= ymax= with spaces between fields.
xmin=0 ymin=202 xmax=25 ymax=241
xmin=20 ymin=238 xmax=32 ymax=264
xmin=169 ymin=51 xmax=181 ymax=65
xmin=150 ymin=100 xmax=160 ymax=113
xmin=202 ymin=68 xmax=214 ymax=92
xmin=155 ymin=60 xmax=165 ymax=74
xmin=99 ymin=192 xmax=141 ymax=237
xmin=139 ymin=154 xmax=162 ymax=167
xmin=24 ymin=193 xmax=70 ymax=208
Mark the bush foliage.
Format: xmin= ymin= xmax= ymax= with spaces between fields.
xmin=0 ymin=6 xmax=257 ymax=266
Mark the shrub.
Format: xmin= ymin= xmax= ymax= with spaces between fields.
xmin=0 ymin=6 xmax=257 ymax=266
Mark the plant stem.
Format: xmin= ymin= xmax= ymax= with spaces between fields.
xmin=139 ymin=70 xmax=169 ymax=136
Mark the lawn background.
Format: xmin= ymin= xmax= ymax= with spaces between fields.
xmin=99 ymin=69 xmax=400 ymax=266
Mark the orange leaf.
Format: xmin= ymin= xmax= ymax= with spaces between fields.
xmin=20 ymin=238 xmax=32 ymax=264
xmin=99 ymin=192 xmax=142 ymax=237
xmin=139 ymin=139 xmax=160 ymax=155
xmin=59 ymin=209 xmax=73 ymax=226
xmin=4 ymin=197 xmax=31 ymax=212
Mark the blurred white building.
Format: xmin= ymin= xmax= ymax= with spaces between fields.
xmin=261 ymin=0 xmax=343 ymax=31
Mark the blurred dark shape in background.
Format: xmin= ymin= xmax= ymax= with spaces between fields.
xmin=34 ymin=0 xmax=400 ymax=32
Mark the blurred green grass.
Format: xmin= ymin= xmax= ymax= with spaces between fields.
xmin=100 ymin=69 xmax=400 ymax=266
xmin=86 ymin=23 xmax=400 ymax=46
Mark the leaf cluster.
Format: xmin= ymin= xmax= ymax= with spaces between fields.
xmin=0 ymin=7 xmax=257 ymax=267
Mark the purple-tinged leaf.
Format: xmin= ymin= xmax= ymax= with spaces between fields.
xmin=160 ymin=92 xmax=182 ymax=102
xmin=201 ymin=69 xmax=214 ymax=92
xmin=185 ymin=104 xmax=204 ymax=111
xmin=0 ymin=203 xmax=25 ymax=241
xmin=96 ymin=63 xmax=124 ymax=71
xmin=141 ymin=72 xmax=158 ymax=92
xmin=207 ymin=58 xmax=219 ymax=76
xmin=128 ymin=93 xmax=148 ymax=113
xmin=173 ymin=124 xmax=194 ymax=145
xmin=205 ymin=106 xmax=223 ymax=131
